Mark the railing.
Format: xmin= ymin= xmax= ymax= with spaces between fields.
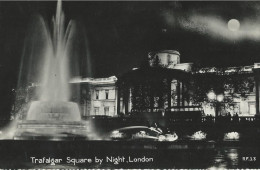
xmin=131 ymin=106 xmax=203 ymax=113
xmin=131 ymin=107 xmax=163 ymax=113
xmin=165 ymin=106 xmax=203 ymax=112
xmin=130 ymin=107 xmax=260 ymax=124
xmin=201 ymin=116 xmax=258 ymax=123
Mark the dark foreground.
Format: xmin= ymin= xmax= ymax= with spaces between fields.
xmin=0 ymin=140 xmax=259 ymax=169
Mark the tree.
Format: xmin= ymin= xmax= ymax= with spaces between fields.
xmin=189 ymin=73 xmax=255 ymax=115
xmin=130 ymin=78 xmax=168 ymax=111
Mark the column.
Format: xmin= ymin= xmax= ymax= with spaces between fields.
xmin=124 ymin=87 xmax=129 ymax=114
xmin=182 ymin=83 xmax=185 ymax=106
xmin=167 ymin=78 xmax=172 ymax=109
xmin=177 ymin=81 xmax=181 ymax=107
xmin=129 ymin=88 xmax=132 ymax=113
xmin=254 ymin=69 xmax=260 ymax=115
xmin=117 ymin=86 xmax=121 ymax=115
xmin=186 ymin=84 xmax=190 ymax=106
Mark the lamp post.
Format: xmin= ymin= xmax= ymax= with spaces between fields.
xmin=216 ymin=94 xmax=224 ymax=117
xmin=207 ymin=91 xmax=216 ymax=100
xmin=207 ymin=91 xmax=224 ymax=117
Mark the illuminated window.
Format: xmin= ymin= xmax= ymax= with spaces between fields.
xmin=249 ymin=102 xmax=256 ymax=115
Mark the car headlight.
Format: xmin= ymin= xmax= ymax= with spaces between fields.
xmin=158 ymin=135 xmax=166 ymax=141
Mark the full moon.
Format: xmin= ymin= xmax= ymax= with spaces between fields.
xmin=227 ymin=19 xmax=240 ymax=31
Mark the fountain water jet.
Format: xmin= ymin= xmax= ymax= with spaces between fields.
xmin=40 ymin=0 xmax=70 ymax=102
xmin=191 ymin=131 xmax=207 ymax=140
xmin=13 ymin=0 xmax=95 ymax=140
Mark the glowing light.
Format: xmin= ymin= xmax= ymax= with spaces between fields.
xmin=112 ymin=130 xmax=119 ymax=134
xmin=191 ymin=131 xmax=207 ymax=140
xmin=216 ymin=94 xmax=224 ymax=102
xmin=208 ymin=167 xmax=218 ymax=170
xmin=110 ymin=130 xmax=124 ymax=139
xmin=207 ymin=91 xmax=216 ymax=100
xmin=158 ymin=135 xmax=166 ymax=141
xmin=224 ymin=132 xmax=239 ymax=140
xmin=165 ymin=133 xmax=178 ymax=141
xmin=228 ymin=19 xmax=240 ymax=32
xmin=158 ymin=133 xmax=178 ymax=142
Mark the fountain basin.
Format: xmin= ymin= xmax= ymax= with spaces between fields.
xmin=14 ymin=120 xmax=89 ymax=140
xmin=26 ymin=101 xmax=81 ymax=121
xmin=14 ymin=101 xmax=89 ymax=140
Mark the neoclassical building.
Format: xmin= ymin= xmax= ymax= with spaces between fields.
xmin=116 ymin=50 xmax=260 ymax=118
xmin=116 ymin=50 xmax=201 ymax=119
xmin=70 ymin=76 xmax=118 ymax=117
xmin=71 ymin=50 xmax=260 ymax=118
xmin=194 ymin=64 xmax=256 ymax=117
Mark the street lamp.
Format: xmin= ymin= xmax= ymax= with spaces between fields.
xmin=207 ymin=91 xmax=224 ymax=117
xmin=207 ymin=91 xmax=216 ymax=100
xmin=216 ymin=94 xmax=224 ymax=117
xmin=216 ymin=94 xmax=224 ymax=102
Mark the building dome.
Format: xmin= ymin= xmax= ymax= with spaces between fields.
xmin=148 ymin=50 xmax=180 ymax=69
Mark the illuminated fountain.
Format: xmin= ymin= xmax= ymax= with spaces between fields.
xmin=224 ymin=132 xmax=240 ymax=141
xmin=159 ymin=133 xmax=178 ymax=142
xmin=191 ymin=131 xmax=207 ymax=140
xmin=13 ymin=0 xmax=93 ymax=140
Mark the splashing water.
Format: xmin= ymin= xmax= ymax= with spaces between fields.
xmin=224 ymin=132 xmax=239 ymax=140
xmin=191 ymin=131 xmax=207 ymax=140
xmin=5 ymin=0 xmax=100 ymax=140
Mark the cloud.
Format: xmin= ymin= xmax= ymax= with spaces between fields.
xmin=181 ymin=15 xmax=260 ymax=41
xmin=162 ymin=6 xmax=260 ymax=42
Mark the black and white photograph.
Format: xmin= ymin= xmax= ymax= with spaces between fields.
xmin=0 ymin=0 xmax=260 ymax=169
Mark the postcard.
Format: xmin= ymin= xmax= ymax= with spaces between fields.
xmin=0 ymin=0 xmax=259 ymax=169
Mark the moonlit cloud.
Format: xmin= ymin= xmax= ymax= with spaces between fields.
xmin=181 ymin=15 xmax=260 ymax=41
xmin=162 ymin=5 xmax=260 ymax=42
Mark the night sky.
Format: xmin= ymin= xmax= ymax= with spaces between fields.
xmin=1 ymin=1 xmax=260 ymax=116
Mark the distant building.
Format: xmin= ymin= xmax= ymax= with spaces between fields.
xmin=26 ymin=50 xmax=260 ymax=119
xmin=194 ymin=65 xmax=256 ymax=117
xmin=117 ymin=50 xmax=194 ymax=119
xmin=70 ymin=76 xmax=117 ymax=117
xmin=117 ymin=50 xmax=259 ymax=118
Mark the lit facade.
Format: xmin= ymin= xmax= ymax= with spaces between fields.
xmin=71 ymin=50 xmax=260 ymax=118
xmin=195 ymin=66 xmax=256 ymax=117
xmin=70 ymin=76 xmax=118 ymax=117
xmin=116 ymin=50 xmax=194 ymax=117
xmin=117 ymin=50 xmax=259 ymax=117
